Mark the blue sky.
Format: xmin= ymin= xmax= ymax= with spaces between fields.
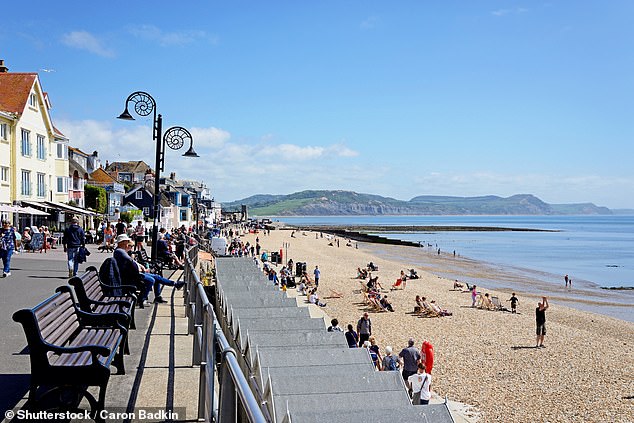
xmin=2 ymin=1 xmax=633 ymax=208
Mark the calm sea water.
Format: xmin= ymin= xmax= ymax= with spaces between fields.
xmin=275 ymin=215 xmax=634 ymax=321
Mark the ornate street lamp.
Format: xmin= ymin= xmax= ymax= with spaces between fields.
xmin=118 ymin=91 xmax=199 ymax=263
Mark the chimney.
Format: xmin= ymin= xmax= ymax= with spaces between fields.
xmin=0 ymin=60 xmax=8 ymax=73
xmin=105 ymin=160 xmax=110 ymax=168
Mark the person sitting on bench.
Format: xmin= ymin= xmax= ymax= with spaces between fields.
xmin=157 ymin=237 xmax=184 ymax=268
xmin=113 ymin=234 xmax=183 ymax=306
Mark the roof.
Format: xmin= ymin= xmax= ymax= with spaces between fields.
xmin=0 ymin=73 xmax=37 ymax=115
xmin=105 ymin=160 xmax=152 ymax=174
xmin=52 ymin=125 xmax=67 ymax=138
xmin=69 ymin=146 xmax=90 ymax=156
xmin=89 ymin=167 xmax=119 ymax=184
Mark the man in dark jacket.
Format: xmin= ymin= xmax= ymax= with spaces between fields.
xmin=113 ymin=234 xmax=183 ymax=306
xmin=63 ymin=217 xmax=85 ymax=277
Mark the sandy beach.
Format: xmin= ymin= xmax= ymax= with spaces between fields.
xmin=237 ymin=227 xmax=634 ymax=423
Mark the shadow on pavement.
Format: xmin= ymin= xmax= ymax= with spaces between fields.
xmin=0 ymin=374 xmax=30 ymax=418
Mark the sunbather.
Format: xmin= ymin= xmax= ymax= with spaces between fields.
xmin=308 ymin=288 xmax=327 ymax=307
xmin=380 ymin=295 xmax=395 ymax=312
xmin=478 ymin=293 xmax=493 ymax=310
xmin=430 ymin=300 xmax=452 ymax=316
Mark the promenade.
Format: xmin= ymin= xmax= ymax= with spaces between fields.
xmin=0 ymin=246 xmax=199 ymax=422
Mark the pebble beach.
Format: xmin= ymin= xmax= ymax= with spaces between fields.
xmin=240 ymin=228 xmax=634 ymax=423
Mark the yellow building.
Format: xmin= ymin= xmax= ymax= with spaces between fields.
xmin=0 ymin=60 xmax=69 ymax=221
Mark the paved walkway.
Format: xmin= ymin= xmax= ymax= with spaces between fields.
xmin=0 ymin=246 xmax=199 ymax=422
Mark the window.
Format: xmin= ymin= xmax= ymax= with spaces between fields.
xmin=21 ymin=129 xmax=31 ymax=156
xmin=21 ymin=170 xmax=31 ymax=196
xmin=29 ymin=93 xmax=38 ymax=108
xmin=37 ymin=173 xmax=45 ymax=197
xmin=56 ymin=176 xmax=69 ymax=193
xmin=143 ymin=207 xmax=150 ymax=216
xmin=0 ymin=166 xmax=8 ymax=183
xmin=56 ymin=143 xmax=68 ymax=159
xmin=135 ymin=191 xmax=143 ymax=199
xmin=0 ymin=123 xmax=7 ymax=141
xmin=37 ymin=135 xmax=46 ymax=159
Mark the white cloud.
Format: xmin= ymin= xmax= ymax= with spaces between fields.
xmin=189 ymin=127 xmax=231 ymax=148
xmin=55 ymin=119 xmax=363 ymax=201
xmin=128 ymin=25 xmax=218 ymax=46
xmin=328 ymin=144 xmax=359 ymax=157
xmin=61 ymin=31 xmax=115 ymax=57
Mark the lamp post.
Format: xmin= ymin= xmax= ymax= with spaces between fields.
xmin=117 ymin=91 xmax=199 ymax=263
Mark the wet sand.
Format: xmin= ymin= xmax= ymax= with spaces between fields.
xmin=242 ymin=228 xmax=634 ymax=422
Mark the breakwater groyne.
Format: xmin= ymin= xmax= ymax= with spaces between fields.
xmin=275 ymin=224 xmax=555 ymax=248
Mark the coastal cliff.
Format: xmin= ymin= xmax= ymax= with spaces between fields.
xmin=223 ymin=190 xmax=612 ymax=216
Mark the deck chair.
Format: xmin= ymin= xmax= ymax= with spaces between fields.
xmin=419 ymin=306 xmax=440 ymax=318
xmin=491 ymin=296 xmax=509 ymax=312
xmin=391 ymin=279 xmax=404 ymax=290
xmin=370 ymin=297 xmax=387 ymax=312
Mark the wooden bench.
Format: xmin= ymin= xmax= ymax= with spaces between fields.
xmin=12 ymin=288 xmax=128 ymax=421
xmin=134 ymin=248 xmax=165 ymax=274
xmin=69 ymin=267 xmax=138 ymax=330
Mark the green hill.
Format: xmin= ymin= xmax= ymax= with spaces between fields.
xmin=221 ymin=190 xmax=612 ymax=216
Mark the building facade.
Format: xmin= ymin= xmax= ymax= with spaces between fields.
xmin=0 ymin=63 xmax=68 ymax=210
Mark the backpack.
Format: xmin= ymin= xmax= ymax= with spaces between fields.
xmin=385 ymin=356 xmax=397 ymax=371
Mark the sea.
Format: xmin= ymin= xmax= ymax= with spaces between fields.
xmin=273 ymin=215 xmax=634 ymax=322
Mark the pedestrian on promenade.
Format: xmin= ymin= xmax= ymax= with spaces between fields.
xmin=408 ymin=362 xmax=432 ymax=405
xmin=345 ymin=324 xmax=359 ymax=348
xmin=399 ymin=338 xmax=421 ymax=388
xmin=357 ymin=312 xmax=372 ymax=347
xmin=134 ymin=221 xmax=145 ymax=251
xmin=115 ymin=218 xmax=126 ymax=236
xmin=1 ymin=220 xmax=17 ymax=277
xmin=63 ymin=217 xmax=85 ymax=277
xmin=314 ymin=265 xmax=320 ymax=287
xmin=536 ymin=296 xmax=549 ymax=348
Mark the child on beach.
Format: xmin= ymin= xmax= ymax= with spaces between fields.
xmin=471 ymin=285 xmax=478 ymax=307
xmin=508 ymin=293 xmax=519 ymax=313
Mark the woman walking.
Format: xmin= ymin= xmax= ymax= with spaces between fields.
xmin=0 ymin=220 xmax=17 ymax=277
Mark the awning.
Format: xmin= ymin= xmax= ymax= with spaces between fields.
xmin=22 ymin=201 xmax=95 ymax=216
xmin=22 ymin=206 xmax=50 ymax=216
xmin=0 ymin=204 xmax=50 ymax=216
xmin=44 ymin=201 xmax=96 ymax=216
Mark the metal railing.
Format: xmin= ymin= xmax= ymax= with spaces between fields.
xmin=183 ymin=245 xmax=267 ymax=423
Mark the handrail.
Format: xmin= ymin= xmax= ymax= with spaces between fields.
xmin=184 ymin=245 xmax=268 ymax=423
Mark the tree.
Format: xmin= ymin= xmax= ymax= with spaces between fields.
xmin=85 ymin=185 xmax=107 ymax=214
